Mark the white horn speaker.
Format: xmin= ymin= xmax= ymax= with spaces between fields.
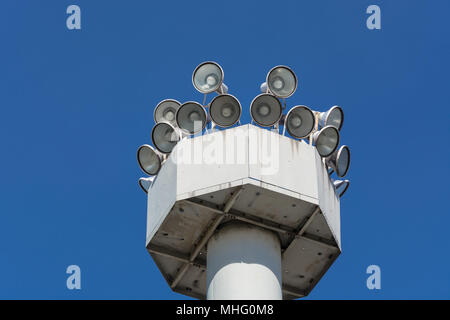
xmin=327 ymin=145 xmax=350 ymax=177
xmin=261 ymin=65 xmax=297 ymax=98
xmin=209 ymin=94 xmax=242 ymax=128
xmin=333 ymin=179 xmax=350 ymax=198
xmin=154 ymin=99 xmax=181 ymax=127
xmin=138 ymin=177 xmax=155 ymax=194
xmin=318 ymin=106 xmax=344 ymax=130
xmin=284 ymin=105 xmax=315 ymax=138
xmin=250 ymin=94 xmax=283 ymax=127
xmin=176 ymin=101 xmax=207 ymax=134
xmin=151 ymin=122 xmax=180 ymax=154
xmin=311 ymin=125 xmax=340 ymax=157
xmin=192 ymin=61 xmax=224 ymax=94
xmin=137 ymin=144 xmax=162 ymax=175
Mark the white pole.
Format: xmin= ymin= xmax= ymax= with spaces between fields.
xmin=206 ymin=222 xmax=282 ymax=300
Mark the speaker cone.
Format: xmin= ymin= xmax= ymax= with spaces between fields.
xmin=319 ymin=106 xmax=344 ymax=130
xmin=154 ymin=99 xmax=181 ymax=127
xmin=151 ymin=122 xmax=179 ymax=154
xmin=192 ymin=61 xmax=224 ymax=94
xmin=137 ymin=144 xmax=161 ymax=175
xmin=266 ymin=65 xmax=297 ymax=98
xmin=327 ymin=145 xmax=350 ymax=177
xmin=250 ymin=94 xmax=283 ymax=127
xmin=209 ymin=94 xmax=241 ymax=128
xmin=285 ymin=105 xmax=315 ymax=138
xmin=176 ymin=101 xmax=207 ymax=134
xmin=311 ymin=125 xmax=340 ymax=157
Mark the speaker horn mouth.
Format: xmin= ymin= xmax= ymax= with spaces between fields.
xmin=313 ymin=125 xmax=340 ymax=157
xmin=151 ymin=122 xmax=180 ymax=154
xmin=266 ymin=65 xmax=297 ymax=98
xmin=153 ymin=99 xmax=181 ymax=127
xmin=250 ymin=93 xmax=283 ymax=127
xmin=192 ymin=61 xmax=224 ymax=94
xmin=137 ymin=144 xmax=162 ymax=175
xmin=209 ymin=94 xmax=242 ymax=128
xmin=176 ymin=101 xmax=208 ymax=134
xmin=285 ymin=105 xmax=315 ymax=139
xmin=320 ymin=105 xmax=344 ymax=130
xmin=326 ymin=145 xmax=350 ymax=177
xmin=335 ymin=145 xmax=350 ymax=177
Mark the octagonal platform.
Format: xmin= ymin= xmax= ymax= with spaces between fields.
xmin=145 ymin=124 xmax=341 ymax=299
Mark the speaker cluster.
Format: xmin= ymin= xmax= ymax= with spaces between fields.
xmin=252 ymin=65 xmax=350 ymax=197
xmin=137 ymin=62 xmax=351 ymax=197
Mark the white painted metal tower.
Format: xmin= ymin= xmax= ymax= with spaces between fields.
xmin=137 ymin=62 xmax=350 ymax=300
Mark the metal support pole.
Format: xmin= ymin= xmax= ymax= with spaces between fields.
xmin=206 ymin=221 xmax=282 ymax=300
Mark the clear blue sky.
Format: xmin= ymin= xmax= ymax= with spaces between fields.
xmin=1 ymin=0 xmax=449 ymax=299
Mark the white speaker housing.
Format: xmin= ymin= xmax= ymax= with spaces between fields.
xmin=154 ymin=99 xmax=181 ymax=127
xmin=137 ymin=144 xmax=162 ymax=175
xmin=284 ymin=105 xmax=316 ymax=139
xmin=139 ymin=176 xmax=156 ymax=194
xmin=209 ymin=94 xmax=242 ymax=128
xmin=263 ymin=65 xmax=298 ymax=98
xmin=311 ymin=126 xmax=340 ymax=158
xmin=176 ymin=101 xmax=208 ymax=135
xmin=151 ymin=122 xmax=180 ymax=154
xmin=318 ymin=106 xmax=344 ymax=131
xmin=333 ymin=179 xmax=350 ymax=197
xmin=327 ymin=145 xmax=350 ymax=177
xmin=250 ymin=93 xmax=283 ymax=127
xmin=192 ymin=61 xmax=224 ymax=94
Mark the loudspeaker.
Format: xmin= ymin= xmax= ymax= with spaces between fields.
xmin=327 ymin=145 xmax=350 ymax=177
xmin=311 ymin=125 xmax=340 ymax=157
xmin=318 ymin=106 xmax=344 ymax=130
xmin=250 ymin=94 xmax=283 ymax=127
xmin=137 ymin=144 xmax=162 ymax=175
xmin=333 ymin=179 xmax=350 ymax=198
xmin=151 ymin=122 xmax=180 ymax=154
xmin=209 ymin=94 xmax=242 ymax=128
xmin=284 ymin=105 xmax=315 ymax=138
xmin=154 ymin=99 xmax=181 ymax=127
xmin=192 ymin=61 xmax=224 ymax=94
xmin=262 ymin=65 xmax=297 ymax=98
xmin=176 ymin=101 xmax=207 ymax=134
xmin=138 ymin=177 xmax=155 ymax=194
